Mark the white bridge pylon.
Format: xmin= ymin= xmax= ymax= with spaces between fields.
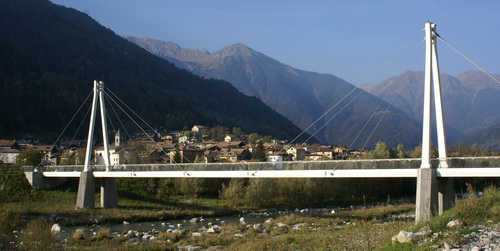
xmin=76 ymin=80 xmax=118 ymax=209
xmin=415 ymin=22 xmax=453 ymax=223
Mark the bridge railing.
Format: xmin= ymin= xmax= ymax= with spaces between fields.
xmin=23 ymin=156 xmax=500 ymax=173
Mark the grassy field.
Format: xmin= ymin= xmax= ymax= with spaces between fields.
xmin=1 ymin=171 xmax=499 ymax=250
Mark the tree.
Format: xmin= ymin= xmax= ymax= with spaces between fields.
xmin=470 ymin=144 xmax=480 ymax=156
xmin=16 ymin=150 xmax=42 ymax=166
xmin=411 ymin=144 xmax=422 ymax=158
xmin=363 ymin=142 xmax=391 ymax=159
xmin=172 ymin=148 xmax=182 ymax=163
xmin=210 ymin=126 xmax=229 ymax=141
xmin=241 ymin=149 xmax=252 ymax=160
xmin=247 ymin=133 xmax=261 ymax=144
xmin=411 ymin=144 xmax=438 ymax=158
xmin=396 ymin=144 xmax=406 ymax=158
xmin=232 ymin=127 xmax=243 ymax=137
xmin=260 ymin=135 xmax=273 ymax=143
xmin=252 ymin=141 xmax=267 ymax=161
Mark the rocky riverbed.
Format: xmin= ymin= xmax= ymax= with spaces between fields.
xmin=392 ymin=220 xmax=500 ymax=251
xmin=8 ymin=204 xmax=498 ymax=250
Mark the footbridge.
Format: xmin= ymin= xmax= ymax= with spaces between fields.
xmin=28 ymin=157 xmax=500 ymax=179
xmin=22 ymin=22 xmax=500 ymax=223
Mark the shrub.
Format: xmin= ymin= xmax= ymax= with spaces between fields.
xmin=18 ymin=218 xmax=56 ymax=251
xmin=246 ymin=178 xmax=277 ymax=208
xmin=72 ymin=229 xmax=85 ymax=241
xmin=219 ymin=178 xmax=246 ymax=201
xmin=96 ymin=228 xmax=111 ymax=240
xmin=0 ymin=170 xmax=32 ymax=202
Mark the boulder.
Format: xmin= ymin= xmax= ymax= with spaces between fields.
xmin=391 ymin=231 xmax=425 ymax=243
xmin=189 ymin=217 xmax=199 ymax=223
xmin=253 ymin=224 xmax=265 ymax=231
xmin=191 ymin=232 xmax=203 ymax=237
xmin=50 ymin=223 xmax=62 ymax=233
xmin=207 ymin=227 xmax=220 ymax=234
xmin=446 ymin=220 xmax=463 ymax=229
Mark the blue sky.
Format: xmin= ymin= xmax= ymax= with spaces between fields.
xmin=50 ymin=0 xmax=499 ymax=85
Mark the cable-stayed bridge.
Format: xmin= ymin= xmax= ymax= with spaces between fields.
xmin=23 ymin=22 xmax=500 ymax=223
xmin=33 ymin=157 xmax=500 ymax=179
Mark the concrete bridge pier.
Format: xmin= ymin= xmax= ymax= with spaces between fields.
xmin=98 ymin=178 xmax=118 ymax=208
xmin=415 ymin=168 xmax=438 ymax=222
xmin=76 ymin=171 xmax=95 ymax=209
xmin=76 ymin=172 xmax=119 ymax=209
xmin=438 ymin=178 xmax=455 ymax=214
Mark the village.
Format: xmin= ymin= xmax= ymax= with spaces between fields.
xmin=0 ymin=125 xmax=367 ymax=167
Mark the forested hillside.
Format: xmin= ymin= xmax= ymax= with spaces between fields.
xmin=0 ymin=0 xmax=307 ymax=142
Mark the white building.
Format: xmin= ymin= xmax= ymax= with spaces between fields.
xmin=0 ymin=149 xmax=20 ymax=164
xmin=95 ymin=130 xmax=123 ymax=166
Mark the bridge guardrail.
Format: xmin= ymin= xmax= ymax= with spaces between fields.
xmin=23 ymin=156 xmax=500 ymax=173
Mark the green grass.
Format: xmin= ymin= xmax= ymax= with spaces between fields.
xmin=2 ymin=179 xmax=498 ymax=250
xmin=382 ymin=185 xmax=500 ymax=250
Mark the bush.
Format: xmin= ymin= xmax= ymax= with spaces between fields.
xmin=173 ymin=178 xmax=225 ymax=198
xmin=0 ymin=170 xmax=32 ymax=202
xmin=246 ymin=179 xmax=277 ymax=208
xmin=455 ymin=184 xmax=499 ymax=224
xmin=18 ymin=218 xmax=56 ymax=251
xmin=219 ymin=178 xmax=246 ymax=201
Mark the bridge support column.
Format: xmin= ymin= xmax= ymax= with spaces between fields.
xmin=438 ymin=178 xmax=454 ymax=215
xmin=415 ymin=168 xmax=438 ymax=222
xmin=76 ymin=171 xmax=95 ymax=209
xmin=99 ymin=178 xmax=118 ymax=208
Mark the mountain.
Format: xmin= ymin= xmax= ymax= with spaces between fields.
xmin=361 ymin=70 xmax=500 ymax=141
xmin=125 ymin=37 xmax=422 ymax=149
xmin=0 ymin=0 xmax=307 ymax=142
xmin=459 ymin=122 xmax=500 ymax=151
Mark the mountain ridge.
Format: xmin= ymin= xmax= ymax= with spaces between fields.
xmin=360 ymin=70 xmax=500 ymax=137
xmin=126 ymin=37 xmax=423 ymax=148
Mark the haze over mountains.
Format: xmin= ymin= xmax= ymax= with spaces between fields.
xmin=126 ymin=36 xmax=422 ymax=149
xmin=126 ymin=36 xmax=500 ymax=149
xmin=361 ymin=71 xmax=500 ymax=141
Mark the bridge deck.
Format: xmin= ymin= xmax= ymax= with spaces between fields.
xmin=25 ymin=157 xmax=500 ymax=178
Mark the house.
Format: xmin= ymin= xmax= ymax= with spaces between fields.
xmin=217 ymin=148 xmax=249 ymax=162
xmin=169 ymin=146 xmax=204 ymax=163
xmin=286 ymin=146 xmax=306 ymax=160
xmin=0 ymin=140 xmax=19 ymax=150
xmin=267 ymin=154 xmax=284 ymax=169
xmin=305 ymin=154 xmax=323 ymax=161
xmin=60 ymin=147 xmax=86 ymax=165
xmin=191 ymin=125 xmax=208 ymax=135
xmin=0 ymin=148 xmax=20 ymax=164
xmin=178 ymin=135 xmax=189 ymax=144
xmin=348 ymin=149 xmax=367 ymax=157
xmin=333 ymin=146 xmax=348 ymax=154
xmin=217 ymin=141 xmax=246 ymax=149
xmin=312 ymin=147 xmax=333 ymax=160
xmin=266 ymin=144 xmax=285 ymax=155
xmin=29 ymin=144 xmax=58 ymax=165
